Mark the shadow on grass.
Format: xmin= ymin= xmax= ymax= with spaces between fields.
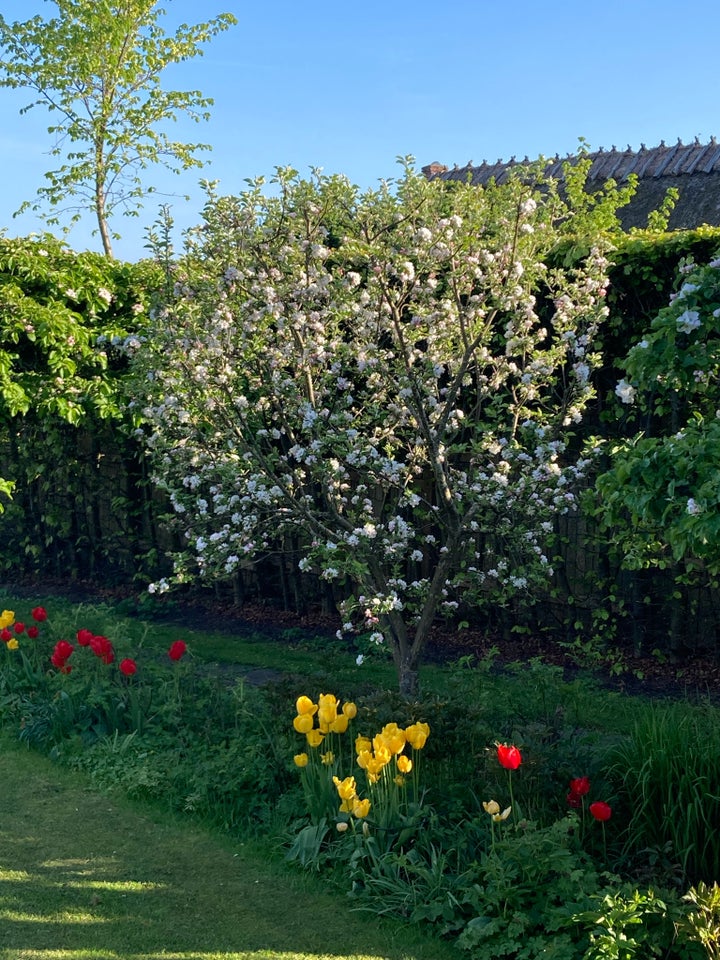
xmin=0 ymin=744 xmax=460 ymax=960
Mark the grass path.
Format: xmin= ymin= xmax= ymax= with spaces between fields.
xmin=0 ymin=744 xmax=460 ymax=960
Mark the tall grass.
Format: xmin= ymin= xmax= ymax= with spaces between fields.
xmin=609 ymin=700 xmax=720 ymax=883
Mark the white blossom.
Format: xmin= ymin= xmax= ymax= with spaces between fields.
xmin=615 ymin=379 xmax=636 ymax=404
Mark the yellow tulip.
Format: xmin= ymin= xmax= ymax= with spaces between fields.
xmin=306 ymin=729 xmax=324 ymax=748
xmin=379 ymin=722 xmax=406 ymax=755
xmin=320 ymin=750 xmax=334 ymax=765
xmin=405 ymin=722 xmax=430 ymax=750
xmin=294 ymin=753 xmax=309 ymax=767
xmin=6 ymin=638 xmax=18 ymax=651
xmin=333 ymin=775 xmax=357 ymax=801
xmin=339 ymin=798 xmax=354 ymax=813
xmin=353 ymin=797 xmax=371 ymax=818
xmin=0 ymin=610 xmax=14 ymax=629
xmin=393 ymin=775 xmax=405 ymax=787
xmin=493 ymin=806 xmax=512 ymax=823
xmin=483 ymin=800 xmax=500 ymax=816
xmin=355 ymin=735 xmax=372 ymax=755
xmin=365 ymin=757 xmax=386 ymax=780
xmin=293 ymin=714 xmax=314 ymax=734
xmin=371 ymin=741 xmax=392 ymax=767
xmin=396 ymin=755 xmax=412 ymax=774
xmin=342 ymin=701 xmax=357 ymax=719
xmin=330 ymin=714 xmax=349 ymax=734
xmin=317 ymin=693 xmax=338 ymax=726
xmin=296 ymin=695 xmax=318 ymax=716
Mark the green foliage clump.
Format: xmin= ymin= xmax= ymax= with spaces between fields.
xmin=608 ymin=702 xmax=720 ymax=885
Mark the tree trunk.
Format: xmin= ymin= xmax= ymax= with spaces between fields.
xmin=398 ymin=658 xmax=420 ymax=700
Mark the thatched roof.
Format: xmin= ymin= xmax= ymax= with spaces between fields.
xmin=423 ymin=138 xmax=720 ymax=230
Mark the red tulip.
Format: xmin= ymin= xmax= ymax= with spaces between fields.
xmin=31 ymin=606 xmax=47 ymax=622
xmin=566 ymin=791 xmax=582 ymax=809
xmin=119 ymin=658 xmax=137 ymax=677
xmin=497 ymin=744 xmax=522 ymax=770
xmin=77 ymin=628 xmax=94 ymax=646
xmin=13 ymin=622 xmax=25 ymax=634
xmin=51 ymin=640 xmax=74 ymax=671
xmin=90 ymin=635 xmax=114 ymax=664
xmin=0 ymin=628 xmax=11 ymax=642
xmin=27 ymin=625 xmax=39 ymax=639
xmin=589 ymin=801 xmax=612 ymax=822
xmin=569 ymin=777 xmax=590 ymax=797
xmin=168 ymin=640 xmax=187 ymax=662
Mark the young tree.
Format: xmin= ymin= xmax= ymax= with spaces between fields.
xmin=0 ymin=0 xmax=236 ymax=257
xmin=135 ymin=163 xmax=613 ymax=696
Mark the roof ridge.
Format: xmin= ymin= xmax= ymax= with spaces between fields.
xmin=428 ymin=138 xmax=720 ymax=185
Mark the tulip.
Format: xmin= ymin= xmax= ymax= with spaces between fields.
xmin=27 ymin=626 xmax=39 ymax=639
xmin=569 ymin=777 xmax=590 ymax=797
xmin=342 ymin=701 xmax=357 ymax=719
xmin=483 ymin=799 xmax=500 ymax=816
xmin=320 ymin=750 xmax=334 ymax=765
xmin=0 ymin=629 xmax=11 ymax=642
xmin=405 ymin=722 xmax=430 ymax=750
xmin=329 ymin=714 xmax=349 ymax=734
xmin=355 ymin=735 xmax=372 ymax=754
xmin=295 ymin=695 xmax=317 ymax=716
xmin=7 ymin=638 xmax=19 ymax=650
xmin=119 ymin=658 xmax=137 ymax=677
xmin=77 ymin=628 xmax=94 ymax=646
xmin=317 ymin=693 xmax=338 ymax=727
xmin=353 ymin=797 xmax=371 ymax=818
xmin=293 ymin=714 xmax=314 ymax=734
xmin=31 ymin=606 xmax=47 ymax=622
xmin=336 ymin=821 xmax=349 ymax=832
xmin=0 ymin=610 xmax=14 ymax=629
xmin=497 ymin=744 xmax=522 ymax=770
xmin=14 ymin=622 xmax=25 ymax=634
xmin=333 ymin=775 xmax=357 ymax=801
xmin=493 ymin=806 xmax=512 ymax=822
xmin=168 ymin=640 xmax=187 ymax=661
xmin=396 ymin=755 xmax=412 ymax=774
xmin=379 ymin=722 xmax=406 ymax=755
xmin=590 ymin=801 xmax=612 ymax=822
xmin=293 ymin=753 xmax=309 ymax=768
xmin=306 ymin=729 xmax=324 ymax=748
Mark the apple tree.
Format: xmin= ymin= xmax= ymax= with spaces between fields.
xmin=134 ymin=162 xmax=613 ymax=695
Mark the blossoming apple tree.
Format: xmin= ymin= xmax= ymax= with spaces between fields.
xmin=135 ymin=162 xmax=613 ymax=695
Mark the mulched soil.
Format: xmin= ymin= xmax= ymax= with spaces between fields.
xmin=5 ymin=576 xmax=720 ymax=701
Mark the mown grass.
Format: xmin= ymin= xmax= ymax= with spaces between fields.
xmin=0 ymin=737 xmax=461 ymax=960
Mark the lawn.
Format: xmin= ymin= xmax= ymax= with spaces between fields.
xmin=0 ymin=739 xmax=461 ymax=960
xmin=0 ymin=591 xmax=718 ymax=960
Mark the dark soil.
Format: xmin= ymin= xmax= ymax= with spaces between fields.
xmin=5 ymin=576 xmax=720 ymax=701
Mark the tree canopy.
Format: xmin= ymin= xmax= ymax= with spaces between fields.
xmin=0 ymin=0 xmax=236 ymax=256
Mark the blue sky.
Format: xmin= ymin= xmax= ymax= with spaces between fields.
xmin=1 ymin=0 xmax=719 ymax=260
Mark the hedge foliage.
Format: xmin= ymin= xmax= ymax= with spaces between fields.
xmin=0 ymin=224 xmax=719 ymax=654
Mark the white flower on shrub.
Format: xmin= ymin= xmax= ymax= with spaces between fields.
xmin=615 ymin=379 xmax=636 ymax=404
xmin=676 ymin=310 xmax=701 ymax=334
